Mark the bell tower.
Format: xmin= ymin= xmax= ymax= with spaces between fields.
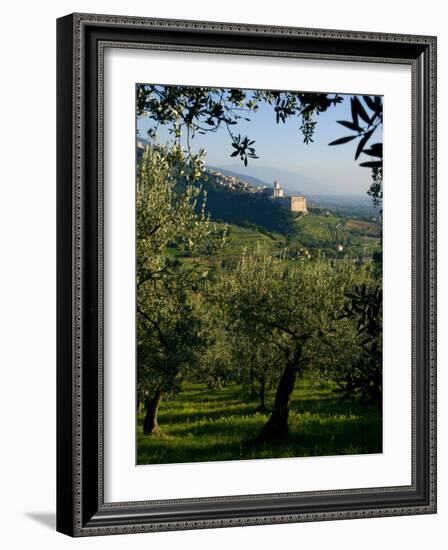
xmin=273 ymin=180 xmax=284 ymax=198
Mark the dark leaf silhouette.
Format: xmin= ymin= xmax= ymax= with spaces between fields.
xmin=337 ymin=120 xmax=362 ymax=132
xmin=359 ymin=161 xmax=382 ymax=168
xmin=363 ymin=95 xmax=377 ymax=112
xmin=355 ymin=129 xmax=374 ymax=160
xmin=329 ymin=135 xmax=357 ymax=146
xmin=352 ymin=96 xmax=370 ymax=125
xmin=362 ymin=143 xmax=383 ymax=158
xmin=350 ymin=97 xmax=359 ymax=127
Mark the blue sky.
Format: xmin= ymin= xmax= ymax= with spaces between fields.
xmin=137 ymin=89 xmax=382 ymax=196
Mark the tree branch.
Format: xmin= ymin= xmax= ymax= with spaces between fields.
xmin=137 ymin=306 xmax=170 ymax=351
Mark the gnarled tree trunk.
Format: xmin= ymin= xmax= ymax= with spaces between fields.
xmin=143 ymin=389 xmax=162 ymax=435
xmin=257 ymin=352 xmax=301 ymax=442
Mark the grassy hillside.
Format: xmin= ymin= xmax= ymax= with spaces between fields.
xmin=293 ymin=212 xmax=381 ymax=257
xmin=166 ymin=212 xmax=381 ymax=271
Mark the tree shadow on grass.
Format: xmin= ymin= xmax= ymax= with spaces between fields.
xmin=137 ymin=408 xmax=382 ymax=465
xmin=156 ymin=395 xmax=373 ymax=429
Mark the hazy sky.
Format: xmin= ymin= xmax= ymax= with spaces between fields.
xmin=137 ymin=89 xmax=382 ymax=196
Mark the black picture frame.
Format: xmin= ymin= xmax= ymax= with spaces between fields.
xmin=57 ymin=13 xmax=437 ymax=537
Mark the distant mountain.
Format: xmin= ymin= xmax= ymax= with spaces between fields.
xmin=214 ymin=163 xmax=371 ymax=198
xmin=214 ymin=164 xmax=314 ymax=195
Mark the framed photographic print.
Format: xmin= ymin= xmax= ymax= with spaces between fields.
xmin=56 ymin=13 xmax=437 ymax=537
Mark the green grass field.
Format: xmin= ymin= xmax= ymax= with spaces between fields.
xmin=137 ymin=380 xmax=382 ymax=465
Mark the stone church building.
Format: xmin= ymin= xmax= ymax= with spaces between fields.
xmin=264 ymin=180 xmax=308 ymax=213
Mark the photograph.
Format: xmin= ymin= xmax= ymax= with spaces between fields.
xmin=135 ymin=84 xmax=384 ymax=465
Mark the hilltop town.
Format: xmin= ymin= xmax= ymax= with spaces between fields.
xmin=207 ymin=168 xmax=308 ymax=213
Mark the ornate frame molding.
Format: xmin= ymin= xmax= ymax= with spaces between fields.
xmin=57 ymin=13 xmax=437 ymax=537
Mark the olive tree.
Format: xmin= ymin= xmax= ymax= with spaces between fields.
xmin=214 ymin=247 xmax=368 ymax=441
xmin=136 ymin=144 xmax=224 ymax=434
xmin=334 ymin=282 xmax=383 ymax=407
